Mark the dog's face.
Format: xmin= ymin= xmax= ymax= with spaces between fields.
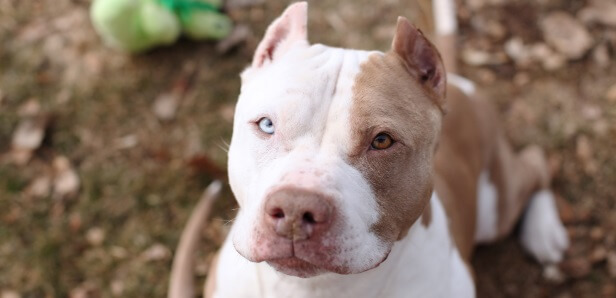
xmin=227 ymin=2 xmax=447 ymax=278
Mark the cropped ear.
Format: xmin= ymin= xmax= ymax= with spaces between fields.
xmin=392 ymin=17 xmax=447 ymax=109
xmin=252 ymin=2 xmax=308 ymax=68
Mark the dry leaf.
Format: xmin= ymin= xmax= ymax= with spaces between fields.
xmin=1 ymin=290 xmax=21 ymax=298
xmin=560 ymin=257 xmax=592 ymax=278
xmin=541 ymin=12 xmax=593 ymax=59
xmin=152 ymin=93 xmax=180 ymax=121
xmin=52 ymin=156 xmax=80 ymax=199
xmin=11 ymin=116 xmax=47 ymax=165
xmin=141 ymin=243 xmax=171 ymax=262
xmin=25 ymin=175 xmax=52 ymax=198
xmin=86 ymin=227 xmax=106 ymax=246
xmin=216 ymin=24 xmax=252 ymax=54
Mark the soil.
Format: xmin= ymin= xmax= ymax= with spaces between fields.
xmin=0 ymin=0 xmax=614 ymax=297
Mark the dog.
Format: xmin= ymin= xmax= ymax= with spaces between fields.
xmin=169 ymin=1 xmax=569 ymax=297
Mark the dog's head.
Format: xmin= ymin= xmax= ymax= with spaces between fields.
xmin=227 ymin=2 xmax=447 ymax=278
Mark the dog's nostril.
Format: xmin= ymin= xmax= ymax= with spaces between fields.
xmin=271 ymin=208 xmax=285 ymax=219
xmin=302 ymin=212 xmax=316 ymax=224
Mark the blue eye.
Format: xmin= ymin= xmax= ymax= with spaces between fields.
xmin=258 ymin=117 xmax=275 ymax=134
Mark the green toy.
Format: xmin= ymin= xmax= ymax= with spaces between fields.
xmin=91 ymin=0 xmax=232 ymax=52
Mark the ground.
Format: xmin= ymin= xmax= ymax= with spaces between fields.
xmin=0 ymin=0 xmax=615 ymax=297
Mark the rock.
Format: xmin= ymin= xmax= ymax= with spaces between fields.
xmin=541 ymin=12 xmax=594 ymax=59
xmin=560 ymin=257 xmax=592 ymax=278
xmin=86 ymin=227 xmax=106 ymax=246
xmin=141 ymin=243 xmax=171 ymax=262
xmin=608 ymin=251 xmax=616 ymax=278
xmin=578 ymin=0 xmax=616 ymax=27
xmin=52 ymin=156 xmax=80 ymax=199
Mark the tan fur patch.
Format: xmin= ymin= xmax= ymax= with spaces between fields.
xmin=348 ymin=52 xmax=443 ymax=242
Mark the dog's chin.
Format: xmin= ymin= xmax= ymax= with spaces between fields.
xmin=267 ymin=257 xmax=326 ymax=278
xmin=265 ymin=250 xmax=392 ymax=278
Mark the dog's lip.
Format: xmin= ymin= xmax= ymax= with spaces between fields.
xmin=266 ymin=256 xmax=324 ymax=277
xmin=267 ymin=256 xmax=316 ymax=269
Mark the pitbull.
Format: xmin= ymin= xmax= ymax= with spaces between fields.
xmin=170 ymin=1 xmax=570 ymax=297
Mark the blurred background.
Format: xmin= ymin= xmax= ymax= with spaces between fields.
xmin=0 ymin=0 xmax=615 ymax=297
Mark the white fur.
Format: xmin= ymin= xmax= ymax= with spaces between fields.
xmin=447 ymin=73 xmax=476 ymax=96
xmin=213 ymin=194 xmax=475 ymax=298
xmin=433 ymin=0 xmax=458 ymax=35
xmin=520 ymin=190 xmax=569 ymax=264
xmin=474 ymin=171 xmax=499 ymax=243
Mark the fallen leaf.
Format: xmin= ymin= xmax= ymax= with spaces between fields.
xmin=541 ymin=12 xmax=593 ymax=60
xmin=11 ymin=116 xmax=48 ymax=165
xmin=187 ymin=154 xmax=227 ymax=180
xmin=605 ymin=83 xmax=616 ymax=102
xmin=86 ymin=227 xmax=106 ymax=246
xmin=1 ymin=290 xmax=21 ymax=298
xmin=25 ymin=175 xmax=52 ymax=198
xmin=590 ymin=246 xmax=607 ymax=263
xmin=589 ymin=226 xmax=605 ymax=241
xmin=560 ymin=257 xmax=592 ymax=279
xmin=216 ymin=24 xmax=252 ymax=54
xmin=578 ymin=0 xmax=616 ymax=27
xmin=152 ymin=93 xmax=180 ymax=121
xmin=141 ymin=243 xmax=171 ymax=262
xmin=114 ymin=134 xmax=138 ymax=150
xmin=608 ymin=251 xmax=616 ymax=278
xmin=543 ymin=264 xmax=566 ymax=284
xmin=52 ymin=156 xmax=80 ymax=199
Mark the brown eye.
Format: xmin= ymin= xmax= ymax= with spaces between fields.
xmin=371 ymin=133 xmax=394 ymax=150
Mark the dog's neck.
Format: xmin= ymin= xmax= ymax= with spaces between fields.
xmin=229 ymin=193 xmax=471 ymax=298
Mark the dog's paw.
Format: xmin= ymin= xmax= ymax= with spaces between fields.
xmin=520 ymin=190 xmax=569 ymax=264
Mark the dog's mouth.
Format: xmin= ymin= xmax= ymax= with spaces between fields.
xmin=266 ymin=257 xmax=325 ymax=278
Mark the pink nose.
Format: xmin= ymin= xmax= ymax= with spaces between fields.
xmin=264 ymin=187 xmax=333 ymax=241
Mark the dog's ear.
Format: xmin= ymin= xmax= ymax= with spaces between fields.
xmin=392 ymin=17 xmax=447 ymax=109
xmin=252 ymin=2 xmax=308 ymax=68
